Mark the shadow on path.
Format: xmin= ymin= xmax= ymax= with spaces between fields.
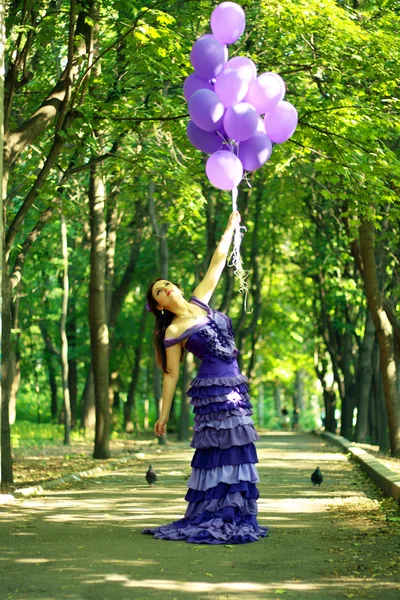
xmin=0 ymin=432 xmax=399 ymax=600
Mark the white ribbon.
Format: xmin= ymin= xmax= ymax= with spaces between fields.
xmin=228 ymin=186 xmax=250 ymax=311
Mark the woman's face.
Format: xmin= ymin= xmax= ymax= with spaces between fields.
xmin=152 ymin=280 xmax=182 ymax=307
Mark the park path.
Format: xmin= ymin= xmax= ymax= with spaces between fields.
xmin=1 ymin=431 xmax=399 ymax=600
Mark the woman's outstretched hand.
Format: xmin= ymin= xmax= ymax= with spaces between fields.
xmin=227 ymin=210 xmax=241 ymax=231
xmin=154 ymin=416 xmax=168 ymax=437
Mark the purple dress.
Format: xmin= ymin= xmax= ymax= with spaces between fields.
xmin=142 ymin=296 xmax=268 ymax=544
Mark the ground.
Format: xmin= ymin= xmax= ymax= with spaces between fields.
xmin=1 ymin=431 xmax=399 ymax=600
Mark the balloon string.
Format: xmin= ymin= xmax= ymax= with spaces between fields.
xmin=228 ymin=186 xmax=251 ymax=312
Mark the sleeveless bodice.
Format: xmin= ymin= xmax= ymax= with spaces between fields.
xmin=164 ymin=297 xmax=239 ymax=376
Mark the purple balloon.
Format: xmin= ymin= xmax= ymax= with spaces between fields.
xmin=190 ymin=36 xmax=226 ymax=80
xmin=211 ymin=2 xmax=246 ymax=45
xmin=200 ymin=34 xmax=229 ymax=62
xmin=206 ymin=150 xmax=243 ymax=191
xmin=226 ymin=56 xmax=257 ymax=83
xmin=188 ymin=89 xmax=225 ymax=132
xmin=246 ymin=72 xmax=285 ymax=114
xmin=264 ymin=101 xmax=298 ymax=143
xmin=223 ymin=102 xmax=258 ymax=142
xmin=239 ymin=133 xmax=272 ymax=171
xmin=187 ymin=120 xmax=224 ymax=154
xmin=215 ymin=68 xmax=249 ymax=107
xmin=183 ymin=73 xmax=213 ymax=101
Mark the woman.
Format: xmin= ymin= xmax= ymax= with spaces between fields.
xmin=142 ymin=211 xmax=268 ymax=544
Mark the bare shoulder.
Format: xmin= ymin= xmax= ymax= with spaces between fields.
xmin=165 ymin=322 xmax=182 ymax=339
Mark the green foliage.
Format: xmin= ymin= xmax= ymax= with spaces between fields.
xmin=5 ymin=0 xmax=400 ymax=437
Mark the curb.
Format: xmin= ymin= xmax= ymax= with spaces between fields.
xmin=9 ymin=454 xmax=143 ymax=500
xmin=315 ymin=430 xmax=400 ymax=503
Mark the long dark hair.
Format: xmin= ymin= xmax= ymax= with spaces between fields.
xmin=146 ymin=278 xmax=185 ymax=373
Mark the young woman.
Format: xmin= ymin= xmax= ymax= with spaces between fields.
xmin=142 ymin=211 xmax=268 ymax=544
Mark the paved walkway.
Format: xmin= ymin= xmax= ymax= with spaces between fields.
xmin=1 ymin=432 xmax=399 ymax=600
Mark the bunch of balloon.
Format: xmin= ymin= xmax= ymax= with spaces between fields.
xmin=183 ymin=2 xmax=298 ymax=299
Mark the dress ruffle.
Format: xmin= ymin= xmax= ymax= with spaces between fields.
xmin=191 ymin=424 xmax=259 ymax=449
xmin=187 ymin=463 xmax=260 ymax=491
xmin=193 ymin=399 xmax=252 ymax=415
xmin=142 ymin=507 xmax=268 ymax=545
xmin=194 ymin=407 xmax=253 ymax=422
xmin=185 ymin=481 xmax=259 ymax=503
xmin=190 ymin=374 xmax=248 ymax=388
xmin=193 ymin=415 xmax=254 ymax=431
xmin=190 ymin=390 xmax=250 ymax=406
xmin=191 ymin=442 xmax=258 ymax=469
xmin=185 ymin=494 xmax=258 ymax=518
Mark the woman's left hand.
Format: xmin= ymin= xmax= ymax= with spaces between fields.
xmin=227 ymin=210 xmax=241 ymax=231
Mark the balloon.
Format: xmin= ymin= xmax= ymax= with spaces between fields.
xmin=187 ymin=120 xmax=224 ymax=154
xmin=226 ymin=56 xmax=257 ymax=83
xmin=264 ymin=101 xmax=298 ymax=143
xmin=211 ymin=2 xmax=246 ymax=45
xmin=183 ymin=73 xmax=214 ymax=101
xmin=214 ymin=68 xmax=249 ymax=107
xmin=190 ymin=36 xmax=226 ymax=80
xmin=188 ymin=89 xmax=225 ymax=132
xmin=200 ymin=34 xmax=229 ymax=62
xmin=223 ymin=102 xmax=258 ymax=142
xmin=238 ymin=133 xmax=272 ymax=171
xmin=206 ymin=150 xmax=243 ymax=190
xmin=246 ymin=72 xmax=285 ymax=114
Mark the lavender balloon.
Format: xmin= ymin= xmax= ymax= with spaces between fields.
xmin=224 ymin=102 xmax=258 ymax=142
xmin=264 ymin=101 xmax=298 ymax=143
xmin=211 ymin=2 xmax=246 ymax=45
xmin=190 ymin=36 xmax=226 ymax=80
xmin=239 ymin=133 xmax=272 ymax=171
xmin=215 ymin=68 xmax=248 ymax=107
xmin=188 ymin=89 xmax=224 ymax=132
xmin=226 ymin=56 xmax=257 ymax=83
xmin=183 ymin=73 xmax=213 ymax=101
xmin=187 ymin=120 xmax=224 ymax=154
xmin=246 ymin=72 xmax=285 ymax=114
xmin=206 ymin=150 xmax=243 ymax=190
xmin=200 ymin=33 xmax=229 ymax=62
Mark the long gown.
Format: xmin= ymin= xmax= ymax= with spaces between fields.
xmin=142 ymin=296 xmax=268 ymax=544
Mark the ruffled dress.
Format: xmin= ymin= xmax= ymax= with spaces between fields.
xmin=142 ymin=296 xmax=268 ymax=544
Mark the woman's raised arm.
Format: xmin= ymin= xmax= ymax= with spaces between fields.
xmin=193 ymin=211 xmax=241 ymax=304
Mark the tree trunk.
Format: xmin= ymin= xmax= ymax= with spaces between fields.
xmin=60 ymin=210 xmax=71 ymax=445
xmin=178 ymin=352 xmax=194 ymax=442
xmin=354 ymin=310 xmax=375 ymax=442
xmin=324 ymin=388 xmax=337 ymax=433
xmin=359 ymin=220 xmax=400 ymax=456
xmin=9 ymin=295 xmax=21 ymax=425
xmin=1 ymin=262 xmax=13 ymax=483
xmin=39 ymin=321 xmax=59 ymax=421
xmin=89 ymin=167 xmax=110 ymax=459
xmin=67 ymin=237 xmax=78 ymax=428
xmin=294 ymin=369 xmax=305 ymax=410
xmin=339 ymin=328 xmax=355 ymax=440
xmin=81 ymin=365 xmax=96 ymax=430
xmin=125 ymin=306 xmax=147 ymax=433
xmin=257 ymin=384 xmax=264 ymax=428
